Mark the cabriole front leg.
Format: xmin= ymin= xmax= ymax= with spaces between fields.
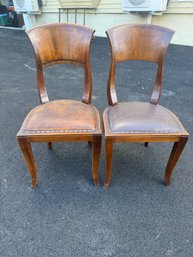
xmin=17 ymin=137 xmax=37 ymax=188
xmin=165 ymin=136 xmax=188 ymax=186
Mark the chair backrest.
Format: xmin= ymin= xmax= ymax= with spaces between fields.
xmin=106 ymin=24 xmax=174 ymax=105
xmin=26 ymin=23 xmax=95 ymax=104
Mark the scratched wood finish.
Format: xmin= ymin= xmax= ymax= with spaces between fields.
xmin=103 ymin=24 xmax=189 ymax=188
xmin=17 ymin=23 xmax=102 ymax=187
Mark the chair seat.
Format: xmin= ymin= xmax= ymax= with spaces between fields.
xmin=20 ymin=100 xmax=99 ymax=134
xmin=104 ymin=102 xmax=185 ymax=134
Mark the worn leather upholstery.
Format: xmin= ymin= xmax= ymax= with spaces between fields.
xmin=105 ymin=102 xmax=185 ymax=134
xmin=20 ymin=100 xmax=98 ymax=134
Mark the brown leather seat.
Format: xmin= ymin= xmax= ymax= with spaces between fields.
xmin=103 ymin=24 xmax=189 ymax=188
xmin=17 ymin=23 xmax=102 ymax=188
xmin=20 ymin=100 xmax=98 ymax=133
xmin=105 ymin=102 xmax=185 ymax=134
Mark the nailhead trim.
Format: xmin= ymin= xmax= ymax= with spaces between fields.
xmin=24 ymin=129 xmax=96 ymax=133
xmin=108 ymin=130 xmax=180 ymax=134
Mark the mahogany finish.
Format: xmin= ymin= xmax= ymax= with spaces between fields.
xmin=103 ymin=24 xmax=189 ymax=188
xmin=17 ymin=23 xmax=102 ymax=187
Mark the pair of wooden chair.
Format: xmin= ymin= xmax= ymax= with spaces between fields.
xmin=17 ymin=23 xmax=189 ymax=188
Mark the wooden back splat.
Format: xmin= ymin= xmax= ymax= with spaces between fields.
xmin=26 ymin=23 xmax=95 ymax=104
xmin=106 ymin=24 xmax=175 ymax=106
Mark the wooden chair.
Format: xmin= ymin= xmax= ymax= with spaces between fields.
xmin=103 ymin=24 xmax=189 ymax=188
xmin=17 ymin=23 xmax=102 ymax=187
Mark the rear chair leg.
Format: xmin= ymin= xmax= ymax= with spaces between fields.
xmin=48 ymin=142 xmax=52 ymax=149
xmin=92 ymin=136 xmax=101 ymax=186
xmin=165 ymin=136 xmax=188 ymax=186
xmin=104 ymin=139 xmax=113 ymax=189
xmin=144 ymin=142 xmax=148 ymax=147
xmin=88 ymin=141 xmax=93 ymax=148
xmin=17 ymin=137 xmax=37 ymax=188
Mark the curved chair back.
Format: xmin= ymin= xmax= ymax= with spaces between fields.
xmin=26 ymin=23 xmax=95 ymax=104
xmin=106 ymin=24 xmax=174 ymax=105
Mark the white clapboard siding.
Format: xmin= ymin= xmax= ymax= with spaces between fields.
xmin=42 ymin=0 xmax=121 ymax=13
xmin=97 ymin=0 xmax=193 ymax=14
xmin=41 ymin=0 xmax=193 ymax=14
xmin=59 ymin=0 xmax=101 ymax=7
xmin=42 ymin=0 xmax=101 ymax=12
xmin=42 ymin=0 xmax=60 ymax=12
xmin=166 ymin=0 xmax=193 ymax=13
xmin=96 ymin=0 xmax=121 ymax=13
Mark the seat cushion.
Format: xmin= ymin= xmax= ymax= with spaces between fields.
xmin=20 ymin=100 xmax=99 ymax=134
xmin=105 ymin=102 xmax=185 ymax=134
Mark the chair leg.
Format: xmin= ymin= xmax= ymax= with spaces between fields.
xmin=165 ymin=136 xmax=188 ymax=186
xmin=17 ymin=137 xmax=37 ymax=188
xmin=48 ymin=142 xmax=52 ymax=149
xmin=92 ymin=136 xmax=101 ymax=186
xmin=88 ymin=141 xmax=93 ymax=148
xmin=104 ymin=139 xmax=113 ymax=189
xmin=144 ymin=142 xmax=148 ymax=147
